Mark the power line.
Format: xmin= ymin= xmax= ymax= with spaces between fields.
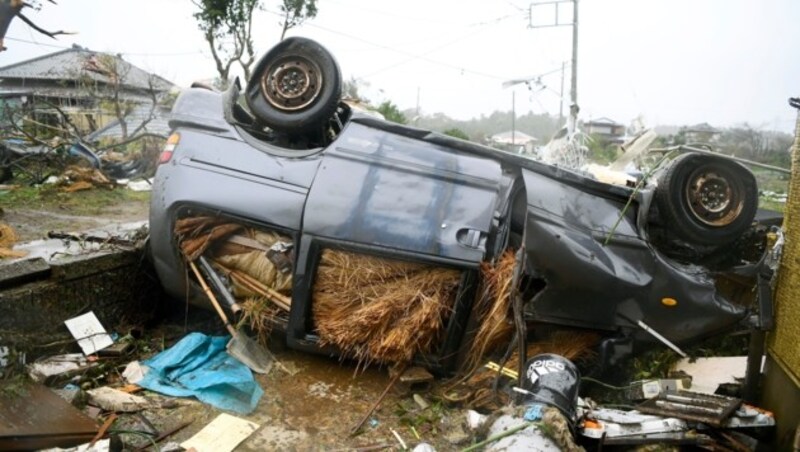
xmin=263 ymin=8 xmax=513 ymax=81
xmin=5 ymin=36 xmax=68 ymax=49
xmin=5 ymin=36 xmax=205 ymax=57
xmin=324 ymin=0 xmax=520 ymax=28
xmin=361 ymin=23 xmax=501 ymax=78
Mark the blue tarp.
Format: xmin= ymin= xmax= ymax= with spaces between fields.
xmin=138 ymin=333 xmax=263 ymax=414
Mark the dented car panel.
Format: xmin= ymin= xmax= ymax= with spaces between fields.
xmin=520 ymin=169 xmax=747 ymax=342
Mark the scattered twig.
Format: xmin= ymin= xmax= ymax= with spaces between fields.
xmin=390 ymin=428 xmax=407 ymax=450
xmin=350 ymin=363 xmax=408 ymax=436
xmin=90 ymin=413 xmax=118 ymax=447
xmin=133 ymin=420 xmax=193 ymax=451
xmin=461 ymin=421 xmax=537 ymax=452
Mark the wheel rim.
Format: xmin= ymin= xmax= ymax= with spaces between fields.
xmin=684 ymin=167 xmax=744 ymax=227
xmin=261 ymin=55 xmax=323 ymax=111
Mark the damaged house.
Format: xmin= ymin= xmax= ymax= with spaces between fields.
xmin=0 ymin=44 xmax=176 ymax=143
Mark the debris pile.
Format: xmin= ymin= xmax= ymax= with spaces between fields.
xmin=445 ymin=331 xmax=599 ymax=411
xmin=58 ymin=165 xmax=115 ymax=192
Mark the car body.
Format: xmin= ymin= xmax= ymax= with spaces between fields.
xmin=150 ymin=39 xmax=771 ymax=371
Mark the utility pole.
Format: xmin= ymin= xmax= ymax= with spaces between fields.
xmin=528 ymin=0 xmax=579 ymax=132
xmin=559 ymin=61 xmax=565 ymax=123
xmin=512 ymin=90 xmax=516 ymax=150
xmin=569 ymin=0 xmax=579 ymax=133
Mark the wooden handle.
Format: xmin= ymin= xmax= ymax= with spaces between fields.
xmin=189 ymin=260 xmax=236 ymax=336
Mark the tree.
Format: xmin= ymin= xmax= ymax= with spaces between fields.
xmin=279 ymin=0 xmax=317 ymax=40
xmin=0 ymin=0 xmax=72 ymax=52
xmin=77 ymin=53 xmax=162 ymax=140
xmin=375 ymin=100 xmax=406 ymax=124
xmin=193 ymin=0 xmax=260 ymax=83
xmin=443 ymin=128 xmax=469 ymax=141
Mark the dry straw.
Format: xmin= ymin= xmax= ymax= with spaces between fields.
xmin=463 ymin=250 xmax=517 ymax=373
xmin=313 ymin=249 xmax=460 ymax=366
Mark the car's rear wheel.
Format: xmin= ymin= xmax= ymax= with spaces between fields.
xmin=655 ymin=153 xmax=757 ymax=246
xmin=246 ymin=37 xmax=342 ymax=133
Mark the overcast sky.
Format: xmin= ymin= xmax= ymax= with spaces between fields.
xmin=2 ymin=0 xmax=798 ymax=132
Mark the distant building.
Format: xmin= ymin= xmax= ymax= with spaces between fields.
xmin=490 ymin=130 xmax=538 ymax=154
xmin=0 ymin=44 xmax=176 ymax=140
xmin=583 ymin=117 xmax=626 ymax=143
xmin=682 ymin=122 xmax=720 ymax=144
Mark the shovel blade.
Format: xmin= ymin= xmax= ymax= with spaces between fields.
xmin=226 ymin=333 xmax=274 ymax=374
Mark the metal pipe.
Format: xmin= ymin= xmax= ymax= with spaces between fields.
xmin=651 ymin=145 xmax=791 ymax=175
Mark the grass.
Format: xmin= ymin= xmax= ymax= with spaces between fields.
xmin=753 ymin=167 xmax=790 ymax=213
xmin=0 ymin=185 xmax=150 ymax=216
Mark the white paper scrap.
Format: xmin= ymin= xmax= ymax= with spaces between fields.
xmin=181 ymin=413 xmax=260 ymax=452
xmin=63 ymin=312 xmax=113 ymax=355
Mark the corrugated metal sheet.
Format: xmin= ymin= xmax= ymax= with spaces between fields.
xmin=769 ymin=109 xmax=800 ymax=382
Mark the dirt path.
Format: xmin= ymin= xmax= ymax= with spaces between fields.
xmin=2 ymin=191 xmax=150 ymax=242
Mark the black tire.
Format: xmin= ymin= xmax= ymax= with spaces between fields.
xmin=245 ymin=37 xmax=342 ymax=133
xmin=655 ymin=153 xmax=758 ymax=246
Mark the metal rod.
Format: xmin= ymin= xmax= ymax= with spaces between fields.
xmin=637 ymin=320 xmax=688 ymax=358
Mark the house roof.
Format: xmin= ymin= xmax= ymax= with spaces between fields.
xmin=0 ymin=45 xmax=176 ymax=92
xmin=86 ymin=104 xmax=172 ymax=142
xmin=490 ymin=130 xmax=538 ymax=145
xmin=585 ymin=117 xmax=622 ymax=126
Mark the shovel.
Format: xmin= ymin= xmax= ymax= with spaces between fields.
xmin=188 ymin=260 xmax=273 ymax=374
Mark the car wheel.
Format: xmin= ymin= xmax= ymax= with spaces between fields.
xmin=245 ymin=37 xmax=342 ymax=133
xmin=655 ymin=153 xmax=758 ymax=246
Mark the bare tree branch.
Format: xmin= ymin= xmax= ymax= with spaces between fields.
xmin=15 ymin=12 xmax=73 ymax=39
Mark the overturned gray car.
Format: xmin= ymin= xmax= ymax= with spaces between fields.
xmin=149 ymin=37 xmax=774 ymax=373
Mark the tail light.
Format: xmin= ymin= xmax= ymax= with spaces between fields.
xmin=159 ymin=133 xmax=180 ymax=164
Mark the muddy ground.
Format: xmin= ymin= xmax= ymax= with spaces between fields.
xmin=1 ymin=186 xmax=151 ymax=242
xmin=107 ymin=309 xmax=470 ymax=451
xmin=39 ymin=307 xmax=470 ymax=452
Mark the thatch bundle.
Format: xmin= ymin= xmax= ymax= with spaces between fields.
xmin=175 ymin=216 xmax=294 ymax=313
xmin=463 ymin=250 xmax=517 ymax=373
xmin=313 ymin=250 xmax=461 ymax=365
xmin=0 ymin=223 xmax=27 ymax=259
xmin=60 ymin=165 xmax=114 ymax=191
xmin=213 ymin=230 xmax=293 ymax=294
xmin=174 ymin=216 xmax=243 ymax=261
xmin=238 ymin=297 xmax=284 ymax=345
